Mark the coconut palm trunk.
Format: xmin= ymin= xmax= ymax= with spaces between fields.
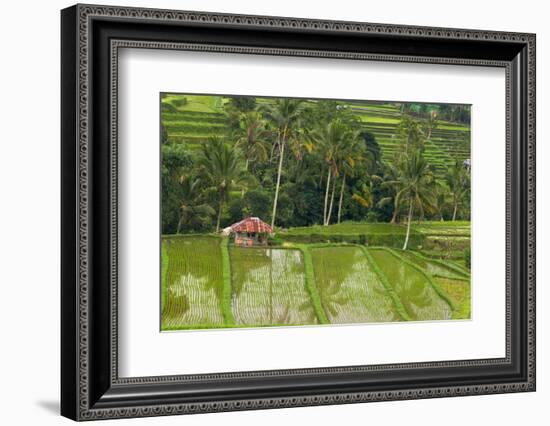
xmin=241 ymin=158 xmax=249 ymax=198
xmin=337 ymin=174 xmax=346 ymax=224
xmin=402 ymin=198 xmax=414 ymax=250
xmin=452 ymin=202 xmax=458 ymax=221
xmin=216 ymin=200 xmax=223 ymax=233
xmin=323 ymin=168 xmax=331 ymax=225
xmin=326 ymin=176 xmax=337 ymax=226
xmin=271 ymin=128 xmax=286 ymax=228
xmin=391 ymin=207 xmax=399 ymax=224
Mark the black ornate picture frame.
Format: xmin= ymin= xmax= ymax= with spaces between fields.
xmin=61 ymin=4 xmax=536 ymax=421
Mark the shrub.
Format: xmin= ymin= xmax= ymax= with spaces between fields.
xmin=366 ymin=211 xmax=378 ymax=223
xmin=267 ymin=235 xmax=284 ymax=246
xmin=309 ymin=233 xmax=325 ymax=243
xmin=278 ymin=232 xmax=424 ymax=248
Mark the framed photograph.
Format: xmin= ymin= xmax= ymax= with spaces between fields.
xmin=61 ymin=4 xmax=536 ymax=421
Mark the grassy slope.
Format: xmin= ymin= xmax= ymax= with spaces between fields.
xmin=161 ymin=94 xmax=470 ymax=178
xmin=283 ymin=221 xmax=470 ymax=239
xmin=285 ymin=222 xmax=408 ymax=235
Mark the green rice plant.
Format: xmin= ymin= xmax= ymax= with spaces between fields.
xmin=161 ymin=244 xmax=168 ymax=312
xmin=162 ymin=122 xmax=227 ymax=133
xmin=161 ymin=236 xmax=225 ymax=330
xmin=230 ymin=248 xmax=317 ymax=327
xmin=220 ymin=237 xmax=236 ymax=326
xmin=368 ymin=248 xmax=453 ymax=321
xmin=398 ymin=250 xmax=470 ymax=280
xmin=311 ymin=246 xmax=400 ymax=324
xmin=464 ymin=247 xmax=471 ymax=270
xmin=435 ymin=277 xmax=471 ymax=319
xmin=296 ymin=245 xmax=329 ymax=324
xmin=390 ymin=249 xmax=471 ymax=319
xmin=162 ymin=113 xmax=226 ymax=124
xmin=360 ymin=247 xmax=410 ymax=321
xmin=384 ymin=248 xmax=455 ymax=311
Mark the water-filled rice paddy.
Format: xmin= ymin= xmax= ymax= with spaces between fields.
xmin=161 ymin=235 xmax=466 ymax=330
xmin=161 ymin=236 xmax=225 ymax=329
xmin=398 ymin=250 xmax=470 ymax=280
xmin=368 ymin=249 xmax=453 ymax=321
xmin=434 ymin=277 xmax=471 ymax=320
xmin=310 ymin=246 xmax=400 ymax=323
xmin=230 ymin=247 xmax=318 ymax=326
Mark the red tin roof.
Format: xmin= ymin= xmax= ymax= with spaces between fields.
xmin=230 ymin=217 xmax=273 ymax=234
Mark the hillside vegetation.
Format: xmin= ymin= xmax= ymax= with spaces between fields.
xmin=161 ymin=94 xmax=470 ymax=178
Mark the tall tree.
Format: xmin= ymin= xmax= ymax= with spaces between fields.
xmin=263 ymin=99 xmax=305 ymax=228
xmin=234 ymin=111 xmax=270 ymax=173
xmin=161 ymin=144 xmax=192 ymax=234
xmin=381 ymin=115 xmax=427 ymax=224
xmin=176 ymin=177 xmax=216 ymax=233
xmin=386 ymin=152 xmax=435 ymax=249
xmin=445 ymin=159 xmax=470 ymax=221
xmin=423 ymin=109 xmax=438 ymax=141
xmin=308 ymin=119 xmax=353 ymax=225
xmin=336 ymin=131 xmax=367 ymax=224
xmin=378 ymin=162 xmax=403 ymax=224
xmin=432 ymin=181 xmax=450 ymax=222
xmin=198 ymin=138 xmax=250 ymax=232
xmin=397 ymin=115 xmax=426 ymax=155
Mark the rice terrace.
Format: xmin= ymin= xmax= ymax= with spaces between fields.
xmin=160 ymin=93 xmax=471 ymax=330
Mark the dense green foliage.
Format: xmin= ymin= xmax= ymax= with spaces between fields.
xmin=161 ymin=94 xmax=471 ymax=234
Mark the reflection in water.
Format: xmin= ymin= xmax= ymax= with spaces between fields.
xmin=166 ymin=275 xmax=224 ymax=326
xmin=399 ymin=251 xmax=470 ymax=280
xmin=162 ymin=237 xmax=225 ymax=329
xmin=369 ymin=249 xmax=452 ymax=321
xmin=231 ymin=248 xmax=317 ymax=326
xmin=312 ymin=247 xmax=399 ymax=324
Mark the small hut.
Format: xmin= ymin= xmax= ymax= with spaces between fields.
xmin=229 ymin=217 xmax=273 ymax=247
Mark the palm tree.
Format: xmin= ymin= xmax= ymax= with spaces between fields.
xmin=397 ymin=115 xmax=425 ymax=155
xmin=423 ymin=110 xmax=438 ymax=141
xmin=320 ymin=280 xmax=348 ymax=319
xmin=432 ymin=181 xmax=449 ymax=222
xmin=234 ymin=111 xmax=270 ymax=173
xmin=445 ymin=159 xmax=470 ymax=221
xmin=308 ymin=119 xmax=351 ymax=225
xmin=198 ymin=138 xmax=250 ymax=232
xmin=262 ymin=99 xmax=305 ymax=228
xmin=352 ymin=181 xmax=375 ymax=210
xmin=386 ymin=152 xmax=435 ymax=250
xmin=336 ymin=135 xmax=370 ymax=224
xmin=378 ymin=162 xmax=402 ymax=224
xmin=176 ymin=176 xmax=216 ymax=233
